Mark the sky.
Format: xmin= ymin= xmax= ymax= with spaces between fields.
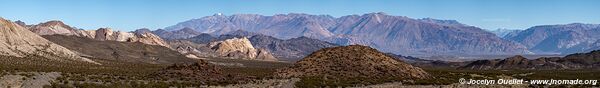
xmin=1 ymin=0 xmax=599 ymax=31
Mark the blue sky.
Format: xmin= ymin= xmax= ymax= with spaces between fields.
xmin=1 ymin=0 xmax=599 ymax=31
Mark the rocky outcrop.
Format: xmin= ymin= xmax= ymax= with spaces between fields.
xmin=0 ymin=18 xmax=97 ymax=64
xmin=208 ymin=37 xmax=277 ymax=61
xmin=276 ymin=45 xmax=430 ymax=79
xmin=168 ymin=40 xmax=218 ymax=59
xmin=27 ymin=20 xmax=171 ymax=48
xmin=84 ymin=28 xmax=171 ymax=47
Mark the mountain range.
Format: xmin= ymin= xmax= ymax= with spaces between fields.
xmin=169 ymin=31 xmax=337 ymax=61
xmin=504 ymin=23 xmax=600 ymax=54
xmin=161 ymin=12 xmax=533 ymax=56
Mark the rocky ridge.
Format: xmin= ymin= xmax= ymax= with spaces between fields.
xmin=164 ymin=12 xmax=532 ymax=56
xmin=0 ymin=18 xmax=97 ymax=64
xmin=504 ymin=23 xmax=600 ymax=54
xmin=27 ymin=21 xmax=170 ymax=48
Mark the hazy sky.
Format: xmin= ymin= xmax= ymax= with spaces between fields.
xmin=1 ymin=0 xmax=599 ymax=31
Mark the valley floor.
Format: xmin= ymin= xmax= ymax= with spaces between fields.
xmin=1 ymin=56 xmax=599 ymax=88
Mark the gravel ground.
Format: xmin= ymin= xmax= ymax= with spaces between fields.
xmin=0 ymin=72 xmax=61 ymax=88
xmin=209 ymin=78 xmax=299 ymax=88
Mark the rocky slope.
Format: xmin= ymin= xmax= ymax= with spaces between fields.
xmin=461 ymin=50 xmax=600 ymax=70
xmin=27 ymin=21 xmax=170 ymax=48
xmin=43 ymin=35 xmax=195 ymax=64
xmin=504 ymin=23 xmax=600 ymax=54
xmin=0 ymin=18 xmax=97 ymax=64
xmin=165 ymin=13 xmax=531 ymax=56
xmin=275 ymin=45 xmax=430 ymax=80
xmin=328 ymin=12 xmax=530 ymax=56
xmin=85 ymin=28 xmax=171 ymax=47
xmin=28 ymin=20 xmax=82 ymax=36
xmin=208 ymin=37 xmax=277 ymax=61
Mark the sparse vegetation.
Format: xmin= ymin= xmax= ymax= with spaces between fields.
xmin=0 ymin=54 xmax=296 ymax=87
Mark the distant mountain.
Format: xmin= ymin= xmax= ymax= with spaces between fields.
xmin=504 ymin=23 xmax=600 ymax=54
xmin=166 ymin=13 xmax=531 ymax=56
xmin=489 ymin=29 xmax=522 ymax=37
xmin=0 ymin=18 xmax=97 ymax=64
xmin=462 ymin=50 xmax=600 ymax=70
xmin=418 ymin=18 xmax=466 ymax=27
xmin=164 ymin=13 xmax=336 ymax=39
xmin=152 ymin=27 xmax=204 ymax=40
xmin=327 ymin=12 xmax=530 ymax=55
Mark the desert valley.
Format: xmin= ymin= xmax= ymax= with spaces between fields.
xmin=1 ymin=0 xmax=600 ymax=88
xmin=1 ymin=12 xmax=600 ymax=88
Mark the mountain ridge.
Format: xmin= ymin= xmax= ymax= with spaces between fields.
xmin=163 ymin=12 xmax=532 ymax=56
